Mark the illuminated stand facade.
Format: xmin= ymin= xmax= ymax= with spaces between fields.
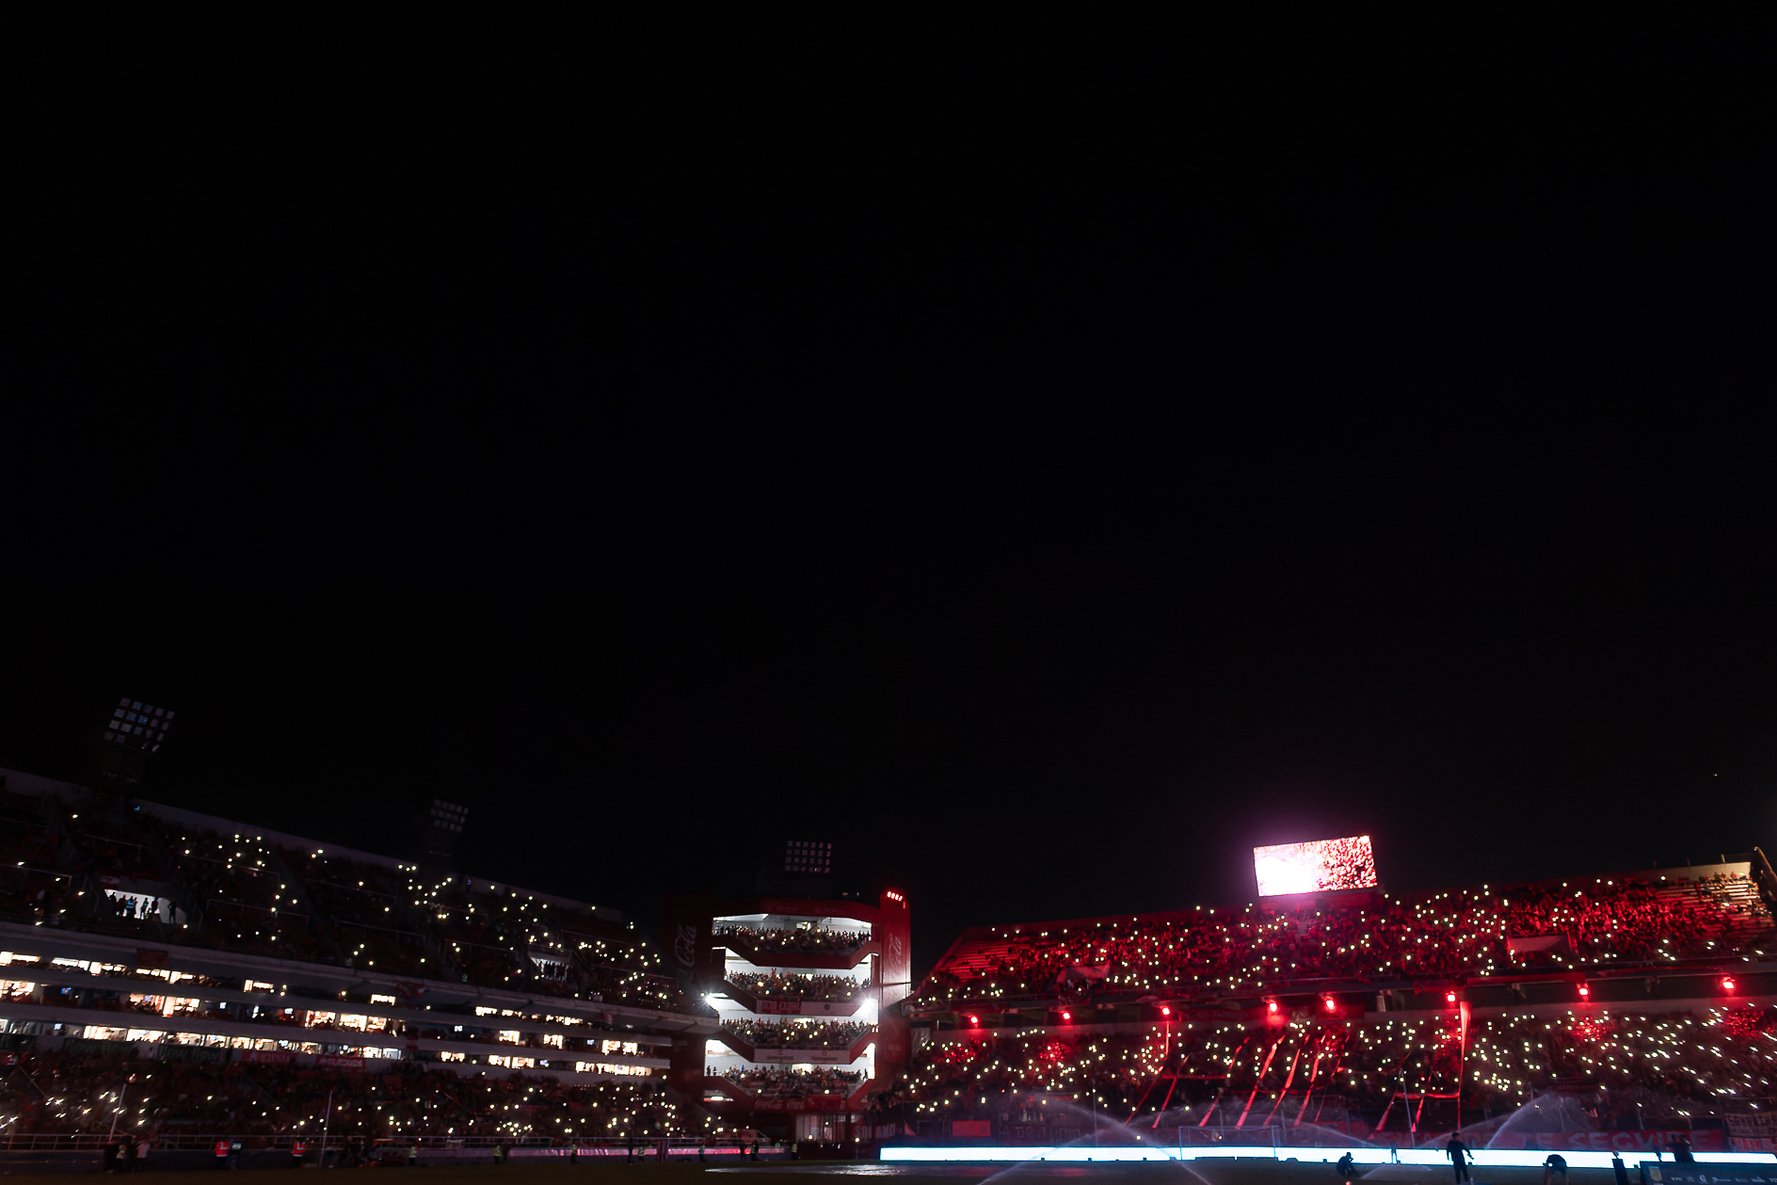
xmin=0 ymin=768 xmax=713 ymax=1112
xmin=661 ymin=887 xmax=911 ymax=1147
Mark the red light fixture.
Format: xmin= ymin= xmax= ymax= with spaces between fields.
xmin=1722 ymin=977 xmax=1737 ymax=993
xmin=1323 ymin=996 xmax=1338 ymax=1013
xmin=1446 ymin=990 xmax=1458 ymax=1005
xmin=1578 ymin=983 xmax=1590 ymax=999
xmin=1266 ymin=999 xmax=1279 ymax=1014
xmin=1160 ymin=1005 xmax=1172 ymax=1017
xmin=967 ymin=1015 xmax=979 ymax=1026
xmin=1060 ymin=1010 xmax=1072 ymax=1022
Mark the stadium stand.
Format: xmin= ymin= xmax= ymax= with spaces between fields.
xmin=4 ymin=761 xmax=1777 ymax=1163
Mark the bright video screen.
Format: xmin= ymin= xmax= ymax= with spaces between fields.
xmin=1253 ymin=834 xmax=1378 ymax=896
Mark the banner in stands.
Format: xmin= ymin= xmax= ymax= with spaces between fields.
xmin=751 ymin=1095 xmax=845 ymax=1112
xmin=746 ymin=1048 xmax=854 ymax=1065
xmin=158 ymin=1043 xmax=228 ymax=1064
xmin=758 ymin=998 xmax=855 ymax=1016
xmin=1508 ymin=934 xmax=1576 ymax=960
xmin=657 ymin=893 xmax=720 ymax=991
xmin=1728 ymin=1112 xmax=1777 ymax=1153
xmin=238 ymin=1049 xmax=295 ymax=1065
xmin=1639 ymin=1165 xmax=1777 ymax=1185
xmin=61 ymin=1037 xmax=136 ymax=1057
xmin=315 ymin=1054 xmax=367 ymax=1070
xmin=1483 ymin=1131 xmax=1723 ymax=1153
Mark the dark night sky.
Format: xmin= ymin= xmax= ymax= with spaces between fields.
xmin=4 ymin=22 xmax=1776 ymax=977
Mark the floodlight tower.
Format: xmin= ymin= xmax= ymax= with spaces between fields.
xmin=755 ymin=837 xmax=835 ymax=896
xmin=96 ymin=697 xmax=175 ymax=793
xmin=419 ymin=798 xmax=469 ymax=866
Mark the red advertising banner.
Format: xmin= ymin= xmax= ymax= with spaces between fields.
xmin=236 ymin=1050 xmax=295 ymax=1065
xmin=751 ymin=1095 xmax=846 ymax=1113
xmin=314 ymin=1055 xmax=368 ymax=1070
xmin=1480 ymin=1131 xmax=1723 ymax=1153
xmin=873 ymin=887 xmax=913 ymax=1091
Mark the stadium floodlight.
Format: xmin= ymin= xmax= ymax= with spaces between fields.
xmin=428 ymin=800 xmax=469 ymax=834
xmin=783 ymin=838 xmax=832 ymax=875
xmin=105 ymin=697 xmax=174 ymax=753
xmin=97 ymin=696 xmax=177 ymax=789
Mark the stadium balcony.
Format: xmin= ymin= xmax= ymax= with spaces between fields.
xmin=62 ymin=802 xmax=183 ymax=884
xmin=713 ymin=925 xmax=876 ymax=972
xmin=0 ymin=778 xmax=55 ymax=827
xmin=168 ymin=829 xmax=295 ymax=910
xmin=713 ymin=1018 xmax=874 ymax=1063
xmin=702 ymin=1066 xmax=870 ymax=1113
xmin=283 ymin=847 xmax=442 ymax=975
xmin=720 ymin=970 xmax=866 ymax=1016
xmin=0 ymin=864 xmax=76 ymax=928
xmin=328 ymin=918 xmax=437 ymax=977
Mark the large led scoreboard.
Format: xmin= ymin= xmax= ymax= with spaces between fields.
xmin=1253 ymin=834 xmax=1378 ymax=896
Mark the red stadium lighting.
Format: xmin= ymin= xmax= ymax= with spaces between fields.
xmin=1323 ymin=995 xmax=1338 ymax=1013
xmin=1266 ymin=999 xmax=1279 ymax=1014
xmin=1578 ymin=983 xmax=1590 ymax=999
xmin=1722 ymin=977 xmax=1737 ymax=993
xmin=1160 ymin=1005 xmax=1172 ymax=1018
xmin=967 ymin=1015 xmax=979 ymax=1026
xmin=1060 ymin=1010 xmax=1071 ymax=1022
xmin=1446 ymin=990 xmax=1458 ymax=1005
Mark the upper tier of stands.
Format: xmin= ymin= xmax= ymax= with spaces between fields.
xmin=915 ymin=866 xmax=1777 ymax=1007
xmin=0 ymin=775 xmax=694 ymax=1011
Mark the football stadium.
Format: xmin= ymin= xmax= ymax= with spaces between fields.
xmin=1 ymin=761 xmax=1775 ymax=1185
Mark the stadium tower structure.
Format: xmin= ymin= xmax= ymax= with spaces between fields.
xmin=660 ymin=887 xmax=912 ymax=1149
xmin=0 ymin=766 xmax=725 ymax=1165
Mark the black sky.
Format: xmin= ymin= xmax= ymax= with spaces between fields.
xmin=4 ymin=23 xmax=1777 ymax=976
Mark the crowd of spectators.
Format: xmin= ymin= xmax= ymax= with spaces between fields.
xmin=715 ymin=925 xmax=870 ymax=954
xmin=716 ymin=1018 xmax=872 ymax=1050
xmin=0 ymin=793 xmax=699 ymax=1012
xmin=727 ymin=971 xmax=864 ymax=1002
xmin=918 ymin=874 xmax=1774 ymax=1006
xmin=722 ymin=1066 xmax=864 ymax=1099
xmin=889 ymin=1005 xmax=1777 ymax=1132
xmin=0 ymin=1048 xmax=713 ymax=1144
